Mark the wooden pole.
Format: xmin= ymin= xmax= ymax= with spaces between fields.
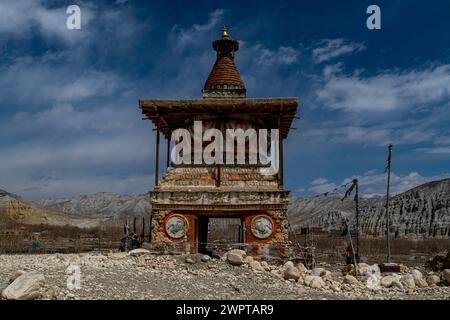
xmin=125 ymin=216 xmax=129 ymax=251
xmin=346 ymin=220 xmax=358 ymax=275
xmin=141 ymin=217 xmax=145 ymax=241
xmin=155 ymin=119 xmax=160 ymax=187
xmin=278 ymin=116 xmax=284 ymax=186
xmin=242 ymin=219 xmax=246 ymax=245
xmin=166 ymin=138 xmax=170 ymax=168
xmin=216 ymin=115 xmax=222 ymax=187
xmin=149 ymin=211 xmax=153 ymax=244
xmin=354 ymin=179 xmax=360 ymax=258
xmin=385 ymin=144 xmax=393 ymax=263
xmin=279 ymin=136 xmax=284 ymax=186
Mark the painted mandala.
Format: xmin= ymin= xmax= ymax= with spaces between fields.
xmin=165 ymin=215 xmax=186 ymax=239
xmin=251 ymin=215 xmax=273 ymax=239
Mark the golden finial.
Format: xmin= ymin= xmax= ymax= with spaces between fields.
xmin=221 ymin=25 xmax=229 ymax=39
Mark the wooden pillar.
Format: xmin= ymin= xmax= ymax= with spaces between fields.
xmin=155 ymin=119 xmax=160 ymax=187
xmin=166 ymin=138 xmax=170 ymax=168
xmin=279 ymin=137 xmax=284 ymax=186
xmin=277 ymin=115 xmax=284 ymax=186
xmin=354 ymin=179 xmax=360 ymax=258
xmin=279 ymin=125 xmax=284 ymax=186
xmin=216 ymin=115 xmax=222 ymax=187
xmin=241 ymin=218 xmax=246 ymax=244
xmin=216 ymin=165 xmax=221 ymax=187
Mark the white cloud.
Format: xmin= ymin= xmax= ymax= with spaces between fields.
xmin=0 ymin=55 xmax=124 ymax=105
xmin=312 ymin=38 xmax=365 ymax=63
xmin=316 ymin=64 xmax=450 ymax=112
xmin=0 ymin=0 xmax=94 ymax=43
xmin=302 ymin=121 xmax=436 ymax=146
xmin=169 ymin=9 xmax=225 ymax=52
xmin=9 ymin=103 xmax=138 ymax=136
xmin=1 ymin=132 xmax=150 ymax=171
xmin=417 ymin=133 xmax=450 ymax=154
xmin=0 ymin=54 xmax=150 ymax=201
xmin=8 ymin=173 xmax=153 ymax=201
xmin=311 ymin=177 xmax=328 ymax=185
xmin=309 ymin=178 xmax=339 ymax=194
xmin=301 ymin=62 xmax=450 ymax=148
xmin=417 ymin=146 xmax=450 ymax=154
xmin=254 ymin=45 xmax=299 ymax=66
xmin=0 ymin=123 xmax=154 ymax=200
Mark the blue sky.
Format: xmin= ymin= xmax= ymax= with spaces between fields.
xmin=0 ymin=0 xmax=449 ymax=200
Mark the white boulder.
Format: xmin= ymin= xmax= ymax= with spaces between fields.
xmin=227 ymin=253 xmax=244 ymax=266
xmin=2 ymin=271 xmax=45 ymax=300
xmin=309 ymin=276 xmax=325 ymax=289
xmin=128 ymin=248 xmax=150 ymax=257
xmin=426 ymin=275 xmax=440 ymax=286
xmin=284 ymin=266 xmax=300 ymax=281
xmin=344 ymin=275 xmax=360 ymax=286
xmin=381 ymin=275 xmax=395 ymax=288
xmin=400 ymin=275 xmax=415 ymax=289
xmin=442 ymin=269 xmax=450 ymax=283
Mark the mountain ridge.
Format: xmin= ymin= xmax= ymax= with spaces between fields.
xmin=37 ymin=192 xmax=151 ymax=222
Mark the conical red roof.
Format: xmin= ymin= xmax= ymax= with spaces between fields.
xmin=202 ymin=27 xmax=246 ymax=98
xmin=204 ymin=55 xmax=245 ymax=88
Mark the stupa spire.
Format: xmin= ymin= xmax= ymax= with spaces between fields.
xmin=202 ymin=26 xmax=246 ymax=98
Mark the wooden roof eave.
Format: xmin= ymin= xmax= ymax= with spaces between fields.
xmin=139 ymin=98 xmax=299 ymax=139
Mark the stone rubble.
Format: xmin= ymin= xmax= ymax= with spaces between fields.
xmin=0 ymin=252 xmax=449 ymax=300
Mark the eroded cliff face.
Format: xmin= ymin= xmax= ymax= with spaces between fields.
xmin=360 ymin=179 xmax=450 ymax=237
xmin=288 ymin=179 xmax=450 ymax=238
xmin=0 ymin=189 xmax=103 ymax=228
xmin=0 ymin=190 xmax=49 ymax=224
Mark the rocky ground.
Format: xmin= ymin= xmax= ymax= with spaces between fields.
xmin=0 ymin=250 xmax=449 ymax=300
